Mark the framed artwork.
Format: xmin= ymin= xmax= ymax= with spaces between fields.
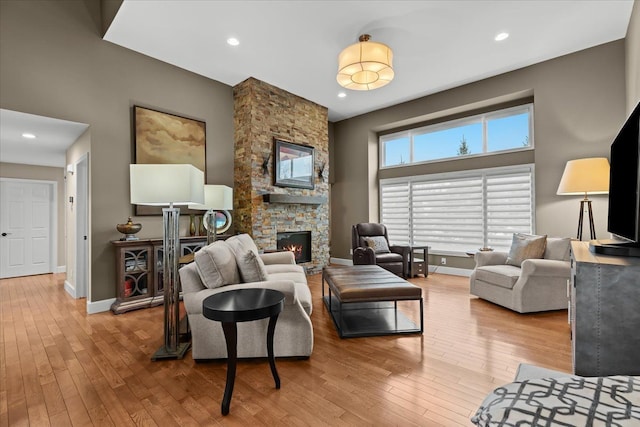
xmin=273 ymin=139 xmax=314 ymax=189
xmin=133 ymin=105 xmax=206 ymax=215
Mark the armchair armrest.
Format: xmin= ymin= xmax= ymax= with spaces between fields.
xmin=390 ymin=245 xmax=410 ymax=277
xmin=260 ymin=251 xmax=296 ymax=265
xmin=474 ymin=251 xmax=508 ymax=267
xmin=520 ymin=259 xmax=570 ymax=279
xmin=353 ymin=247 xmax=376 ymax=265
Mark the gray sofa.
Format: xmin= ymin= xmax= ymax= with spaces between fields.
xmin=469 ymin=237 xmax=571 ymax=313
xmin=179 ymin=234 xmax=313 ymax=360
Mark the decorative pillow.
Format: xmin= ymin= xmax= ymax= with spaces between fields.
xmin=363 ymin=236 xmax=391 ymax=253
xmin=224 ymin=233 xmax=268 ymax=283
xmin=194 ymin=241 xmax=240 ymax=289
xmin=236 ymin=250 xmax=269 ymax=283
xmin=505 ymin=233 xmax=547 ymax=267
xmin=471 ymin=376 xmax=640 ymax=426
xmin=544 ymin=237 xmax=571 ymax=261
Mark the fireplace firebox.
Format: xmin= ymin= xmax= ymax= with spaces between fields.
xmin=277 ymin=231 xmax=311 ymax=264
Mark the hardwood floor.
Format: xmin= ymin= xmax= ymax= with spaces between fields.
xmin=1 ymin=271 xmax=571 ymax=426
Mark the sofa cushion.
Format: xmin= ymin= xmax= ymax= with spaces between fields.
xmin=236 ymin=250 xmax=268 ymax=283
xmin=506 ymin=233 xmax=547 ymax=266
xmin=265 ymin=265 xmax=311 ymax=314
xmin=544 ymin=237 xmax=571 ymax=261
xmin=475 ymin=265 xmax=521 ymax=289
xmin=374 ymin=252 xmax=403 ymax=263
xmin=194 ymin=241 xmax=241 ymax=289
xmin=224 ymin=233 xmax=269 ymax=283
xmin=363 ymin=236 xmax=391 ymax=253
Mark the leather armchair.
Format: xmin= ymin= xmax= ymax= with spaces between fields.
xmin=351 ymin=223 xmax=409 ymax=278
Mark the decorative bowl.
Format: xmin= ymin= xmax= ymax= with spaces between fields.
xmin=116 ymin=217 xmax=142 ymax=240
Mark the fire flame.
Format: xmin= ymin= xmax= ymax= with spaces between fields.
xmin=283 ymin=244 xmax=303 ymax=259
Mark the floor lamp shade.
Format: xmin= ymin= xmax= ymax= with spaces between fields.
xmin=189 ymin=185 xmax=233 ymax=244
xmin=556 ymin=157 xmax=610 ymax=196
xmin=557 ymin=157 xmax=610 ymax=240
xmin=128 ymin=163 xmax=204 ymax=361
xmin=130 ymin=164 xmax=204 ymax=206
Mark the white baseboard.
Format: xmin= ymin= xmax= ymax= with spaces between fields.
xmin=330 ymin=257 xmax=353 ymax=266
xmin=329 ymin=258 xmax=472 ymax=277
xmin=429 ymin=265 xmax=472 ymax=277
xmin=56 ymin=265 xmax=66 ymax=273
xmin=87 ymin=298 xmax=116 ymax=314
xmin=64 ymin=280 xmax=76 ymax=298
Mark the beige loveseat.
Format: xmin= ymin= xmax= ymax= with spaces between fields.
xmin=469 ymin=237 xmax=571 ymax=313
xmin=179 ymin=234 xmax=313 ymax=360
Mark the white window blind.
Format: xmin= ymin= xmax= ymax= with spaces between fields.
xmin=380 ymin=165 xmax=534 ymax=253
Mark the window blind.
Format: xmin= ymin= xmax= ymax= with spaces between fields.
xmin=380 ymin=165 xmax=534 ymax=253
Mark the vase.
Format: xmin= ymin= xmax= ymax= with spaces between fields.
xmin=189 ymin=214 xmax=196 ymax=236
xmin=199 ymin=215 xmax=206 ymax=236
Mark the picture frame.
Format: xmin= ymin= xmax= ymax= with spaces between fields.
xmin=274 ymin=139 xmax=314 ymax=189
xmin=133 ymin=105 xmax=206 ymax=215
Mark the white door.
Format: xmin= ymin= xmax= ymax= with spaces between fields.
xmin=0 ymin=180 xmax=52 ymax=278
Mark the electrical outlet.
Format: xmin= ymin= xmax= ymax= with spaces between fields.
xmin=440 ymin=257 xmax=447 ymax=265
xmin=349 ymin=248 xmax=353 ymax=255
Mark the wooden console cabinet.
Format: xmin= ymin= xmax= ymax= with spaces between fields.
xmin=111 ymin=236 xmax=207 ymax=314
xmin=569 ymin=241 xmax=640 ymax=376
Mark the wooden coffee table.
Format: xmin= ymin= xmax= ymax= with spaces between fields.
xmin=203 ymin=288 xmax=285 ymax=415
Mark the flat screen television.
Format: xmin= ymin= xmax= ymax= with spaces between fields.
xmin=590 ymin=101 xmax=640 ymax=257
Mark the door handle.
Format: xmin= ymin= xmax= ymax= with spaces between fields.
xmin=1 ymin=232 xmax=10 ymax=237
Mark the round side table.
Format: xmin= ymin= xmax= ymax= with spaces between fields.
xmin=203 ymin=288 xmax=285 ymax=415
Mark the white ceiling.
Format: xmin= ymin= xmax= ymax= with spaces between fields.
xmin=104 ymin=0 xmax=634 ymax=122
xmin=0 ymin=109 xmax=89 ymax=168
xmin=2 ymin=1 xmax=634 ymax=168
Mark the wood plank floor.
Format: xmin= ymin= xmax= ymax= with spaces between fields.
xmin=0 ymin=271 xmax=571 ymax=426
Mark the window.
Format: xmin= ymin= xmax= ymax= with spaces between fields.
xmin=380 ymin=165 xmax=535 ymax=253
xmin=381 ymin=104 xmax=533 ymax=167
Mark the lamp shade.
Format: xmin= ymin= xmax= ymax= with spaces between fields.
xmin=337 ymin=34 xmax=394 ymax=91
xmin=557 ymin=157 xmax=610 ymax=195
xmin=130 ymin=164 xmax=204 ymax=206
xmin=188 ymin=184 xmax=233 ymax=210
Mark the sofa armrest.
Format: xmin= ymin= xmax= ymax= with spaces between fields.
xmin=260 ymin=251 xmax=296 ymax=265
xmin=520 ymin=259 xmax=570 ymax=279
xmin=184 ymin=280 xmax=298 ymax=316
xmin=179 ymin=263 xmax=205 ymax=294
xmin=353 ymin=247 xmax=376 ymax=265
xmin=474 ymin=251 xmax=508 ymax=267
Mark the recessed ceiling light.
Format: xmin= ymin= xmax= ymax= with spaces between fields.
xmin=227 ymin=37 xmax=240 ymax=46
xmin=495 ymin=32 xmax=509 ymax=41
xmin=22 ymin=133 xmax=36 ymax=139
xmin=338 ymin=92 xmax=346 ymax=98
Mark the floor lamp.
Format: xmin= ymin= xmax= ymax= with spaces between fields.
xmin=189 ymin=185 xmax=233 ymax=245
xmin=557 ymin=157 xmax=610 ymax=241
xmin=129 ymin=164 xmax=204 ymax=360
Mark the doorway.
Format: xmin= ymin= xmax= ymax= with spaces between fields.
xmin=0 ymin=178 xmax=57 ymax=278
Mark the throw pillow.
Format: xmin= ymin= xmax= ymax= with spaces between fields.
xmin=194 ymin=241 xmax=241 ymax=289
xmin=224 ymin=233 xmax=269 ymax=283
xmin=544 ymin=237 xmax=571 ymax=261
xmin=363 ymin=236 xmax=391 ymax=253
xmin=236 ymin=250 xmax=269 ymax=283
xmin=505 ymin=233 xmax=547 ymax=267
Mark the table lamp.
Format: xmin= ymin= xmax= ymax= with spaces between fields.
xmin=189 ymin=184 xmax=233 ymax=244
xmin=557 ymin=157 xmax=610 ymax=240
xmin=130 ymin=164 xmax=204 ymax=360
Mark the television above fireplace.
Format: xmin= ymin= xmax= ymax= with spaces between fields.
xmin=273 ymin=139 xmax=314 ymax=190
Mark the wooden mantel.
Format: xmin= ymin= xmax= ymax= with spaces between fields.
xmin=262 ymin=194 xmax=327 ymax=205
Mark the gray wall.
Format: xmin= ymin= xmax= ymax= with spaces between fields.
xmin=0 ymin=1 xmax=234 ymax=302
xmin=331 ymin=41 xmax=627 ymax=261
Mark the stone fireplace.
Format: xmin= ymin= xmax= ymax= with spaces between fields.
xmin=277 ymin=231 xmax=312 ymax=264
xmin=233 ymin=78 xmax=329 ymax=273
